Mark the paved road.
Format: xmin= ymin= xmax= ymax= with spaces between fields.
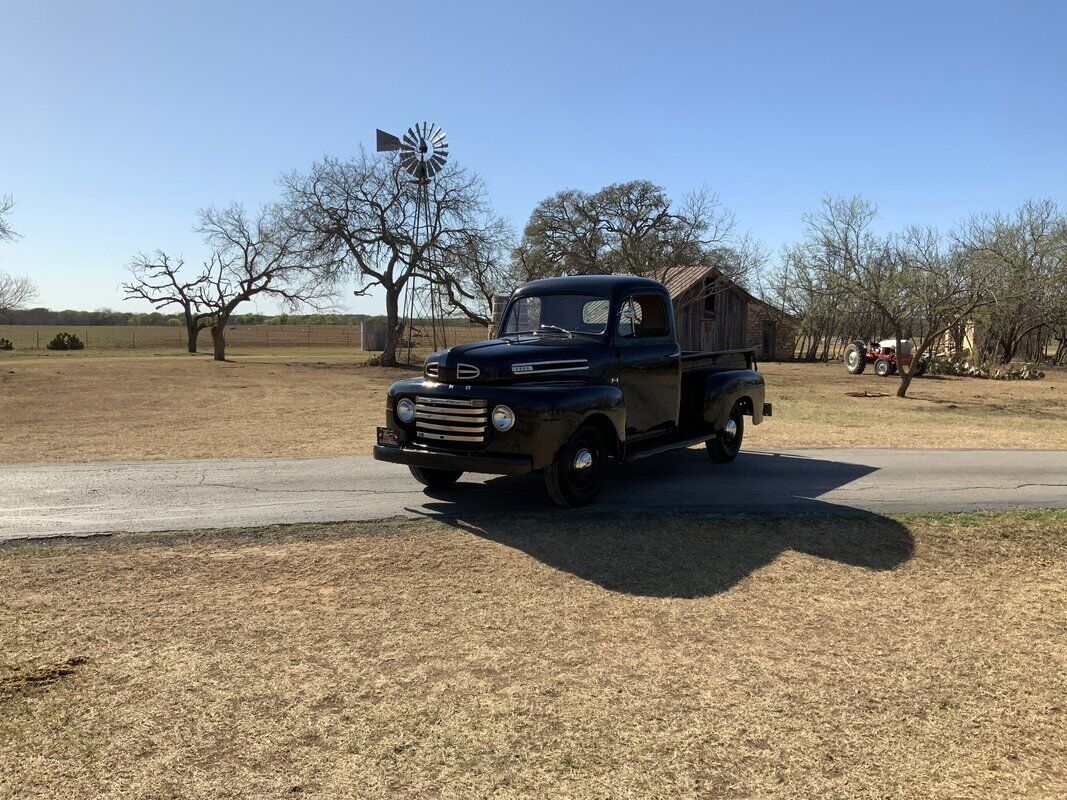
xmin=2 ymin=448 xmax=1065 ymax=542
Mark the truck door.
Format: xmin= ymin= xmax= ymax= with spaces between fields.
xmin=616 ymin=292 xmax=681 ymax=439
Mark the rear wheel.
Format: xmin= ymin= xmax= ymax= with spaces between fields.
xmin=874 ymin=358 xmax=892 ymax=377
xmin=844 ymin=342 xmax=867 ymax=374
xmin=544 ymin=425 xmax=607 ymax=507
xmin=409 ymin=466 xmax=463 ymax=490
xmin=706 ymin=402 xmax=745 ymax=463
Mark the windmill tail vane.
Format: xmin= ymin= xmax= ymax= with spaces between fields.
xmin=375 ymin=121 xmax=451 ymax=359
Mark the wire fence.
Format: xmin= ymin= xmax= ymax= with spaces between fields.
xmin=0 ymin=324 xmax=491 ymax=351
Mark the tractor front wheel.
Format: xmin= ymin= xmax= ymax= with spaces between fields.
xmin=874 ymin=358 xmax=893 ymax=377
xmin=844 ymin=343 xmax=867 ymax=374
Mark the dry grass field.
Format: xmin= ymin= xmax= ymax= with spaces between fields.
xmin=1 ymin=351 xmax=1065 ymax=462
xmin=1 ymin=510 xmax=1064 ymax=799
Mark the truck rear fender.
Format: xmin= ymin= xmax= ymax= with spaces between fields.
xmin=703 ymin=370 xmax=767 ymax=430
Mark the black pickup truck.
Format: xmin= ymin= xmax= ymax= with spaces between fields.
xmin=374 ymin=274 xmax=771 ymax=506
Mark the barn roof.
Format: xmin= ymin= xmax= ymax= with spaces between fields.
xmin=662 ymin=265 xmax=796 ymax=320
xmin=661 ymin=265 xmax=716 ymax=298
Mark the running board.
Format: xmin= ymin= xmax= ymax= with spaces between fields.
xmin=624 ymin=431 xmax=715 ymax=463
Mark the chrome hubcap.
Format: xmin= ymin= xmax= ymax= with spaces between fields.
xmin=573 ymin=448 xmax=593 ymax=471
xmin=723 ymin=418 xmax=738 ymax=441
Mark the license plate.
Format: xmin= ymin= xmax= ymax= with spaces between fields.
xmin=377 ymin=427 xmax=400 ymax=447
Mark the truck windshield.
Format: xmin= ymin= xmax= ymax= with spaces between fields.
xmin=500 ymin=293 xmax=610 ymax=338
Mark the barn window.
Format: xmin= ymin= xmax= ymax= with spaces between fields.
xmin=704 ymin=279 xmax=717 ymax=315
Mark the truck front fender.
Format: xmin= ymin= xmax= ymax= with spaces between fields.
xmin=703 ymin=369 xmax=766 ymax=431
xmin=499 ymin=383 xmax=625 ymax=467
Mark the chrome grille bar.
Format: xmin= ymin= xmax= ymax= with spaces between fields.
xmin=415 ymin=411 xmax=489 ymax=423
xmin=416 ymin=396 xmax=486 ymax=407
xmin=418 ymin=431 xmax=484 ymax=443
xmin=414 ymin=403 xmax=485 ymax=416
xmin=415 ymin=395 xmax=488 ymax=444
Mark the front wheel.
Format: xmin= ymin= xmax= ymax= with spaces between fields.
xmin=844 ymin=342 xmax=867 ymax=374
xmin=409 ymin=466 xmax=463 ymax=490
xmin=707 ymin=402 xmax=745 ymax=463
xmin=874 ymin=357 xmax=893 ymax=377
xmin=912 ymin=358 xmax=927 ymax=377
xmin=544 ymin=425 xmax=608 ymax=507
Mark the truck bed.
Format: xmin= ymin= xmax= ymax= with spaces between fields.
xmin=680 ymin=348 xmax=755 ymax=373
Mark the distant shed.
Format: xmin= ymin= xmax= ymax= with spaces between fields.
xmin=662 ymin=266 xmax=795 ymax=359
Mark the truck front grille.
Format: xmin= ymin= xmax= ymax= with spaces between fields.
xmin=415 ymin=396 xmax=488 ymax=444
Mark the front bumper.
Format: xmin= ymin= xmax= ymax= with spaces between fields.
xmin=373 ymin=444 xmax=534 ymax=476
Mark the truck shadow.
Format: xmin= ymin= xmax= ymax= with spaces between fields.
xmin=413 ymin=450 xmax=914 ymax=598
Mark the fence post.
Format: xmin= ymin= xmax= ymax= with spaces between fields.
xmin=307 ymin=327 xmax=311 ymax=347
xmin=132 ymin=329 xmax=135 ymax=349
xmin=36 ymin=329 xmax=39 ymax=348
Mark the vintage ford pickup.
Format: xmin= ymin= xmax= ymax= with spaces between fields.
xmin=373 ymin=274 xmax=771 ymax=506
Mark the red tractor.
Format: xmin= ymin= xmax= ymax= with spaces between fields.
xmin=843 ymin=339 xmax=927 ymax=377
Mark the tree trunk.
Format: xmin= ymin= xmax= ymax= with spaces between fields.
xmin=379 ymin=286 xmax=402 ymax=367
xmin=210 ymin=323 xmax=227 ymax=362
xmin=182 ymin=304 xmax=199 ymax=353
xmin=894 ymin=330 xmax=912 ymax=398
xmin=896 ymin=368 xmax=913 ymax=398
xmin=186 ymin=320 xmax=200 ymax=353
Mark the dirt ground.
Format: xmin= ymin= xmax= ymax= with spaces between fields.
xmin=2 ymin=350 xmax=1064 ymax=462
xmin=1 ymin=511 xmax=1064 ymax=799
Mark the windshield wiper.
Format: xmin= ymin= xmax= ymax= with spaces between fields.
xmin=537 ymin=324 xmax=573 ymax=339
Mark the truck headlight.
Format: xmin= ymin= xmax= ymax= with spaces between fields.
xmin=492 ymin=405 xmax=515 ymax=431
xmin=396 ymin=397 xmax=416 ymax=423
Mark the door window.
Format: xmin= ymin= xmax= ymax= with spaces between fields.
xmin=617 ymin=294 xmax=669 ymax=339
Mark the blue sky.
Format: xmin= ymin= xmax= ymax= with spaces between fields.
xmin=2 ymin=0 xmax=1064 ymax=314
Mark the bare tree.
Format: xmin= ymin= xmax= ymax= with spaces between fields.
xmin=281 ymin=150 xmax=488 ymax=366
xmin=122 ymin=252 xmax=212 ymax=353
xmin=435 ymin=217 xmax=514 ymax=327
xmin=953 ymin=199 xmax=1067 ymax=363
xmin=193 ymin=203 xmax=338 ymax=361
xmin=0 ymin=195 xmax=17 ymax=243
xmin=0 ymin=270 xmax=38 ymax=320
xmin=513 ymin=180 xmax=752 ymax=289
xmin=799 ymin=196 xmax=995 ymax=397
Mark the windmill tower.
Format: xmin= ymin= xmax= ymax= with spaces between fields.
xmin=376 ymin=122 xmax=450 ymax=362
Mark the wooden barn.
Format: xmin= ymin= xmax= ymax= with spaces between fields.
xmin=663 ymin=266 xmax=795 ymax=359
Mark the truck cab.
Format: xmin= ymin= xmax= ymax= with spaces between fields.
xmin=374 ymin=275 xmax=771 ymax=506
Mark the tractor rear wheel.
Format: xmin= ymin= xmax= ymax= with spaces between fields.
xmin=844 ymin=343 xmax=867 ymax=374
xmin=874 ymin=358 xmax=892 ymax=377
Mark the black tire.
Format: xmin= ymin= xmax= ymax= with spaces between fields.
xmin=706 ymin=402 xmax=745 ymax=463
xmin=544 ymin=424 xmax=608 ymax=508
xmin=409 ymin=466 xmax=463 ymax=490
xmin=874 ymin=357 xmax=892 ymax=377
xmin=912 ymin=358 xmax=927 ymax=377
xmin=844 ymin=342 xmax=867 ymax=374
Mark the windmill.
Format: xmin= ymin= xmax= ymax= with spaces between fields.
xmin=376 ymin=122 xmax=450 ymax=361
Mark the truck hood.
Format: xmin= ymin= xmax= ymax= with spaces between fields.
xmin=424 ymin=336 xmax=604 ymax=384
